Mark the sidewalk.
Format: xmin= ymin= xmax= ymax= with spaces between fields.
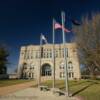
xmin=0 ymin=87 xmax=78 ymax=100
xmin=0 ymin=81 xmax=36 ymax=96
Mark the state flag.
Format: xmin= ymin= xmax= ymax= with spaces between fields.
xmin=41 ymin=34 xmax=48 ymax=44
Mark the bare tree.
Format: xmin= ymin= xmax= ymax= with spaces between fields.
xmin=73 ymin=13 xmax=100 ymax=79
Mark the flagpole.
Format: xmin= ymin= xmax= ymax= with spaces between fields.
xmin=52 ymin=18 xmax=55 ymax=89
xmin=61 ymin=11 xmax=69 ymax=97
xmin=38 ymin=33 xmax=42 ymax=87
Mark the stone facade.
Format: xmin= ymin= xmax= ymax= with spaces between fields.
xmin=17 ymin=43 xmax=81 ymax=80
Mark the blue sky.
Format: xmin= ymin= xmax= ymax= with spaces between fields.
xmin=0 ymin=0 xmax=100 ymax=73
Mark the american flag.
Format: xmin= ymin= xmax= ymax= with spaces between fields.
xmin=54 ymin=22 xmax=70 ymax=33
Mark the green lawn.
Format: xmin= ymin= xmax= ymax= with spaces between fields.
xmin=39 ymin=79 xmax=100 ymax=100
xmin=0 ymin=79 xmax=34 ymax=87
xmin=1 ymin=79 xmax=99 ymax=100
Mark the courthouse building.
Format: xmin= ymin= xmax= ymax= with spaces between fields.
xmin=17 ymin=43 xmax=81 ymax=80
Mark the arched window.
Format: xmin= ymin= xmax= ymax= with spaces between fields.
xmin=30 ymin=63 xmax=35 ymax=69
xmin=41 ymin=64 xmax=52 ymax=76
xmin=68 ymin=61 xmax=73 ymax=70
xmin=60 ymin=61 xmax=64 ymax=69
xmin=23 ymin=63 xmax=27 ymax=69
xmin=29 ymin=62 xmax=35 ymax=70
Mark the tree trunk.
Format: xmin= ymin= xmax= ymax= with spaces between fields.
xmin=90 ymin=71 xmax=96 ymax=79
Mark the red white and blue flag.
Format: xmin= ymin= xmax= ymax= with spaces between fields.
xmin=54 ymin=21 xmax=70 ymax=33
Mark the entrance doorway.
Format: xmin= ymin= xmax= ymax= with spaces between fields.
xmin=41 ymin=64 xmax=52 ymax=76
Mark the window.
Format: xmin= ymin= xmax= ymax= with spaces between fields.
xmin=23 ymin=63 xmax=27 ymax=69
xmin=46 ymin=52 xmax=48 ymax=58
xmin=62 ymin=49 xmax=64 ymax=58
xmin=21 ymin=51 xmax=24 ymax=56
xmin=25 ymin=50 xmax=30 ymax=59
xmin=68 ymin=61 xmax=73 ymax=70
xmin=43 ymin=52 xmax=46 ymax=58
xmin=60 ymin=62 xmax=64 ymax=69
xmin=55 ymin=50 xmax=58 ymax=58
xmin=29 ymin=73 xmax=31 ymax=77
xmin=50 ymin=52 xmax=52 ymax=58
xmin=68 ymin=72 xmax=74 ymax=78
xmin=30 ymin=64 xmax=34 ymax=70
xmin=35 ymin=52 xmax=38 ymax=58
xmin=47 ymin=49 xmax=52 ymax=58
xmin=24 ymin=72 xmax=27 ymax=78
xmin=68 ymin=72 xmax=71 ymax=78
xmin=66 ymin=48 xmax=68 ymax=57
xmin=60 ymin=72 xmax=65 ymax=78
xmin=41 ymin=64 xmax=52 ymax=76
xmin=49 ymin=49 xmax=52 ymax=58
xmin=72 ymin=72 xmax=74 ymax=77
xmin=59 ymin=48 xmax=61 ymax=58
xmin=32 ymin=73 xmax=34 ymax=78
xmin=31 ymin=50 xmax=34 ymax=59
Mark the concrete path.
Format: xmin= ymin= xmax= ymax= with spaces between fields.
xmin=0 ymin=87 xmax=79 ymax=100
xmin=0 ymin=81 xmax=36 ymax=96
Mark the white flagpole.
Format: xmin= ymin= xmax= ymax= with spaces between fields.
xmin=61 ymin=11 xmax=69 ymax=97
xmin=38 ymin=33 xmax=42 ymax=87
xmin=52 ymin=18 xmax=55 ymax=89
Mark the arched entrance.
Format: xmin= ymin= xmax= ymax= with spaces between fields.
xmin=41 ymin=63 xmax=52 ymax=76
